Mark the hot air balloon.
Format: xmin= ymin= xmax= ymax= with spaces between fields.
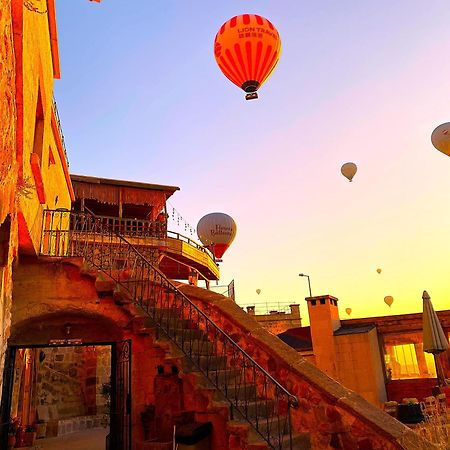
xmin=256 ymin=289 xmax=261 ymax=295
xmin=214 ymin=14 xmax=282 ymax=100
xmin=384 ymin=296 xmax=394 ymax=307
xmin=376 ymin=268 xmax=382 ymax=274
xmin=431 ymin=123 xmax=450 ymax=157
xmin=345 ymin=308 xmax=352 ymax=316
xmin=197 ymin=213 xmax=237 ymax=260
xmin=341 ymin=162 xmax=357 ymax=182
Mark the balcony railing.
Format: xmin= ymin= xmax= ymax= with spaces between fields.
xmin=75 ymin=214 xmax=168 ymax=240
xmin=52 ymin=97 xmax=69 ymax=167
xmin=40 ymin=210 xmax=214 ymax=261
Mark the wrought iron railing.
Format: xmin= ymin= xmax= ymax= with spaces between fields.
xmin=40 ymin=209 xmax=298 ymax=449
xmin=52 ymin=97 xmax=69 ymax=167
xmin=73 ymin=214 xmax=168 ymax=240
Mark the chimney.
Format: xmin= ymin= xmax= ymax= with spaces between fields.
xmin=306 ymin=295 xmax=341 ymax=378
xmin=246 ymin=306 xmax=255 ymax=316
xmin=289 ymin=304 xmax=300 ymax=316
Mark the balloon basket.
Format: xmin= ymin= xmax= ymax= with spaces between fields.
xmin=245 ymin=92 xmax=258 ymax=100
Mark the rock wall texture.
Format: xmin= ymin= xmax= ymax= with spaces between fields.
xmin=0 ymin=0 xmax=18 ymax=393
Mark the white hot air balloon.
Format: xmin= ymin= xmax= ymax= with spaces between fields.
xmin=341 ymin=162 xmax=357 ymax=182
xmin=197 ymin=213 xmax=237 ymax=259
xmin=256 ymin=289 xmax=261 ymax=295
xmin=431 ymin=123 xmax=450 ymax=157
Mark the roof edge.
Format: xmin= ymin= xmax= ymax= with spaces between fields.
xmin=70 ymin=174 xmax=180 ymax=193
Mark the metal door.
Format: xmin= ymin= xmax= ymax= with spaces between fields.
xmin=111 ymin=340 xmax=131 ymax=450
xmin=0 ymin=347 xmax=16 ymax=450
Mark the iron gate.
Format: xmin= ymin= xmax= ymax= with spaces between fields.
xmin=111 ymin=340 xmax=131 ymax=450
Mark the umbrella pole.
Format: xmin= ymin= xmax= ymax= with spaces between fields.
xmin=433 ymin=353 xmax=445 ymax=387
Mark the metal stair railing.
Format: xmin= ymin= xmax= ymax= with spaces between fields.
xmin=40 ymin=209 xmax=299 ymax=449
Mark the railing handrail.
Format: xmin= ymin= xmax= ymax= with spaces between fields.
xmin=73 ymin=210 xmax=297 ymax=404
xmin=52 ymin=97 xmax=69 ymax=167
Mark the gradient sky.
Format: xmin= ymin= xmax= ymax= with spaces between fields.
xmin=54 ymin=1 xmax=450 ymax=323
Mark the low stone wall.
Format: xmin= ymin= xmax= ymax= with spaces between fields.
xmin=177 ymin=284 xmax=433 ymax=450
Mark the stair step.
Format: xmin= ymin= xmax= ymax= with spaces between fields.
xmin=169 ymin=328 xmax=208 ymax=341
xmin=224 ymin=383 xmax=257 ymax=401
xmin=181 ymin=340 xmax=214 ymax=356
xmin=145 ymin=316 xmax=192 ymax=330
xmin=233 ymin=399 xmax=275 ymax=420
xmin=147 ymin=307 xmax=182 ymax=318
xmin=185 ymin=355 xmax=227 ymax=372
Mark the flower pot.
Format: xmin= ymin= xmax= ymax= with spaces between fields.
xmin=24 ymin=431 xmax=37 ymax=447
xmin=7 ymin=434 xmax=16 ymax=450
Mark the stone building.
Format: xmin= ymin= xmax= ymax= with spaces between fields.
xmin=0 ymin=1 xmax=433 ymax=449
xmin=278 ymin=295 xmax=450 ymax=407
xmin=245 ymin=305 xmax=302 ymax=335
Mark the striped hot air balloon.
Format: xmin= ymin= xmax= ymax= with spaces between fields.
xmin=214 ymin=14 xmax=282 ymax=100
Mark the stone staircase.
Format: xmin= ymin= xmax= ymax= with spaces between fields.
xmin=38 ymin=210 xmax=436 ymax=450
xmin=86 ymin=264 xmax=308 ymax=449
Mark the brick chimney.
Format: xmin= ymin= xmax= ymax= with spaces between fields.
xmin=306 ymin=295 xmax=341 ymax=378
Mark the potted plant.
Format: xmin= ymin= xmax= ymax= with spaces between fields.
xmin=24 ymin=425 xmax=37 ymax=447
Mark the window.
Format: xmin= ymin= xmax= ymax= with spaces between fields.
xmin=384 ymin=342 xmax=436 ymax=380
xmin=33 ymin=88 xmax=44 ymax=159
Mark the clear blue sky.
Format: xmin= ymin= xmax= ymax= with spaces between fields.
xmin=55 ymin=1 xmax=450 ymax=320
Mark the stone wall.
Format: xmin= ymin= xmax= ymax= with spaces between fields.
xmin=37 ymin=347 xmax=89 ymax=419
xmin=0 ymin=0 xmax=18 ymax=394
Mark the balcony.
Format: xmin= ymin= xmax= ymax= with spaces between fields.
xmin=40 ymin=210 xmax=219 ymax=281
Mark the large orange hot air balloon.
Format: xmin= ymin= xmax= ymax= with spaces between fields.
xmin=197 ymin=213 xmax=237 ymax=259
xmin=214 ymin=14 xmax=282 ymax=100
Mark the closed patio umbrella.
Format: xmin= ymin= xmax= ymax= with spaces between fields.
xmin=422 ymin=290 xmax=449 ymax=386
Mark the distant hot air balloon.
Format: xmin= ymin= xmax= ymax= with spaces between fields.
xmin=345 ymin=308 xmax=352 ymax=316
xmin=214 ymin=14 xmax=282 ymax=100
xmin=384 ymin=295 xmax=394 ymax=307
xmin=376 ymin=268 xmax=382 ymax=274
xmin=197 ymin=213 xmax=237 ymax=259
xmin=341 ymin=162 xmax=357 ymax=182
xmin=431 ymin=123 xmax=450 ymax=157
xmin=256 ymin=289 xmax=261 ymax=295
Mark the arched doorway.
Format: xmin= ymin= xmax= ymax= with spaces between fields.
xmin=1 ymin=312 xmax=131 ymax=450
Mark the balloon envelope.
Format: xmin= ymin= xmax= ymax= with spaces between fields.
xmin=197 ymin=213 xmax=237 ymax=259
xmin=345 ymin=308 xmax=352 ymax=316
xmin=256 ymin=289 xmax=261 ymax=295
xmin=341 ymin=162 xmax=357 ymax=182
xmin=214 ymin=14 xmax=281 ymax=98
xmin=384 ymin=296 xmax=394 ymax=307
xmin=376 ymin=268 xmax=382 ymax=274
xmin=431 ymin=123 xmax=450 ymax=157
